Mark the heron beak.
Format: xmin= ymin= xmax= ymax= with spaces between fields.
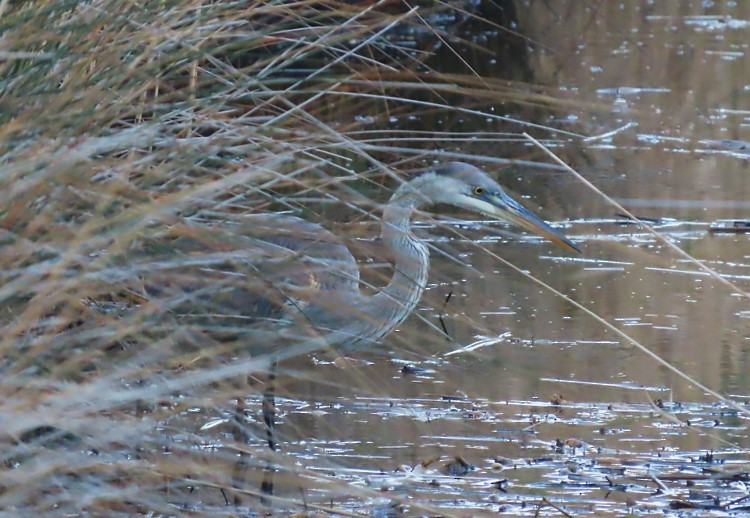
xmin=487 ymin=193 xmax=580 ymax=253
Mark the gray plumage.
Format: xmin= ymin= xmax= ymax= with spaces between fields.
xmin=117 ymin=162 xmax=577 ymax=356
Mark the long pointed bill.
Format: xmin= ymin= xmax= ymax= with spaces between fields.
xmin=489 ymin=193 xmax=580 ymax=253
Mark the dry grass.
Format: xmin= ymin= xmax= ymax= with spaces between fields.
xmin=0 ymin=1 xmax=610 ymax=514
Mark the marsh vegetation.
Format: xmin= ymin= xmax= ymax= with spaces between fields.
xmin=1 ymin=0 xmax=750 ymax=515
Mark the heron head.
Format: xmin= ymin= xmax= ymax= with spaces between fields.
xmin=422 ymin=162 xmax=580 ymax=253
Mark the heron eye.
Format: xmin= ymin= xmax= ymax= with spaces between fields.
xmin=472 ymin=186 xmax=485 ymax=196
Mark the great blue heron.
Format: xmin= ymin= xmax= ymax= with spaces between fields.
xmin=145 ymin=161 xmax=576 ymax=345
xmin=198 ymin=162 xmax=575 ymax=444
xmin=118 ymin=162 xmax=577 ymax=452
xmin=243 ymin=161 xmax=578 ymax=345
xmin=103 ymin=161 xmax=579 ymax=499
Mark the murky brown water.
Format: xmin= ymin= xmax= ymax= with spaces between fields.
xmin=180 ymin=2 xmax=750 ymax=514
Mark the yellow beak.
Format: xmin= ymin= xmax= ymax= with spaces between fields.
xmin=488 ymin=192 xmax=580 ymax=253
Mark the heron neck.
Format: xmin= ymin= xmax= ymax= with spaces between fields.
xmin=363 ymin=183 xmax=431 ymax=342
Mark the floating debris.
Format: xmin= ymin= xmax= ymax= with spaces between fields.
xmin=443 ymin=455 xmax=475 ymax=476
xmin=709 ymin=220 xmax=750 ymax=233
xmin=401 ymin=364 xmax=429 ymax=375
xmin=444 ymin=332 xmax=511 ymax=356
xmin=333 ymin=356 xmax=372 ymax=369
xmin=699 ymin=139 xmax=750 ymax=156
xmin=491 ymin=478 xmax=510 ymax=492
xmin=615 ymin=212 xmax=671 ymax=225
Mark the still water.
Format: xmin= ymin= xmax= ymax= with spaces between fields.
xmin=202 ymin=2 xmax=750 ymax=514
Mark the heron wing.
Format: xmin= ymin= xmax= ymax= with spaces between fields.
xmin=101 ymin=214 xmax=360 ymax=335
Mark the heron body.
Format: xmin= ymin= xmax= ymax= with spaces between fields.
xmin=121 ymin=162 xmax=576 ymax=362
xmin=168 ymin=162 xmax=577 ymax=350
xmin=110 ymin=161 xmax=580 ymax=457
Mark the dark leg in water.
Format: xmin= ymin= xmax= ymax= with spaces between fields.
xmin=260 ymin=357 xmax=278 ymax=495
xmin=230 ymin=357 xmax=278 ymax=505
xmin=231 ymin=393 xmax=251 ymax=506
xmin=262 ymin=358 xmax=278 ymax=452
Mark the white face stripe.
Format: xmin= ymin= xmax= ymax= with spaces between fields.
xmin=459 ymin=193 xmax=513 ymax=220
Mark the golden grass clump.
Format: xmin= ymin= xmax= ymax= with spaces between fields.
xmin=0 ymin=0 xmax=587 ymax=513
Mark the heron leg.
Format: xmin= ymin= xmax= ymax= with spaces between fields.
xmin=262 ymin=357 xmax=278 ymax=452
xmin=230 ymin=393 xmax=251 ymax=506
xmin=229 ymin=358 xmax=278 ymax=505
xmin=259 ymin=356 xmax=278 ymax=496
xmin=231 ymin=393 xmax=250 ymax=443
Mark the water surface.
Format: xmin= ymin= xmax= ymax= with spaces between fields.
xmin=199 ymin=2 xmax=750 ymax=514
